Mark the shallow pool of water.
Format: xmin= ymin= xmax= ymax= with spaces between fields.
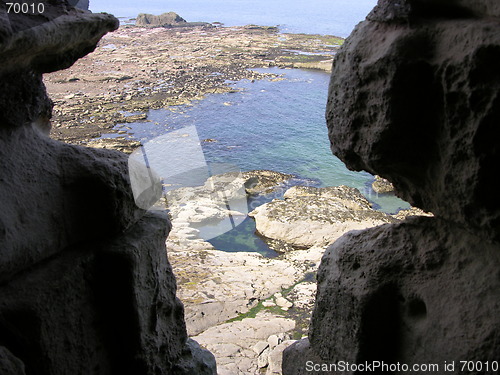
xmin=106 ymin=67 xmax=410 ymax=256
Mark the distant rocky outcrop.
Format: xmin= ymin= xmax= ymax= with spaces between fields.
xmin=284 ymin=0 xmax=500 ymax=372
xmin=136 ymin=12 xmax=212 ymax=28
xmin=0 ymin=2 xmax=215 ymax=374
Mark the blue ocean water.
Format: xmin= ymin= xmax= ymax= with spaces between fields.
xmin=89 ymin=0 xmax=377 ymax=37
xmin=110 ymin=68 xmax=409 ymax=214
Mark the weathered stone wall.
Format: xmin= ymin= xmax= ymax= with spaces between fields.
xmin=0 ymin=2 xmax=215 ymax=374
xmin=284 ymin=0 xmax=500 ymax=373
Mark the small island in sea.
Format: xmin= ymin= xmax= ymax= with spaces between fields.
xmin=44 ymin=12 xmax=343 ymax=153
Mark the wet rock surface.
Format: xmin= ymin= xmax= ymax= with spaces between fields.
xmin=371 ymin=175 xmax=394 ymax=194
xmin=44 ymin=24 xmax=342 ymax=153
xmin=284 ymin=0 xmax=500 ymax=373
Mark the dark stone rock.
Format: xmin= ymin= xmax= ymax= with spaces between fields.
xmin=309 ymin=217 xmax=500 ymax=367
xmin=0 ymin=4 xmax=118 ymax=74
xmin=172 ymin=338 xmax=217 ymax=375
xmin=0 ymin=3 xmax=216 ymax=374
xmin=282 ymin=338 xmax=328 ymax=375
xmin=367 ymin=0 xmax=500 ymax=22
xmin=0 ymin=347 xmax=25 ymax=375
xmin=326 ymin=1 xmax=500 ymax=240
xmin=0 ymin=213 xmax=214 ymax=374
xmin=0 ymin=125 xmax=151 ymax=284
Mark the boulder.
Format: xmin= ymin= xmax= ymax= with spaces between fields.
xmin=284 ymin=0 xmax=500 ymax=372
xmin=371 ymin=175 xmax=394 ymax=194
xmin=135 ymin=12 xmax=212 ymax=28
xmin=249 ymin=185 xmax=397 ymax=248
xmin=0 ymin=3 xmax=215 ymax=374
xmin=242 ymin=170 xmax=293 ymax=195
xmin=310 ymin=217 xmax=500 ymax=365
xmin=136 ymin=12 xmax=186 ymax=27
xmin=326 ymin=0 xmax=500 ymax=241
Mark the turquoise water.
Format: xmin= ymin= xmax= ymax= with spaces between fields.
xmin=89 ymin=0 xmax=377 ymax=37
xmin=110 ymin=68 xmax=409 ymax=214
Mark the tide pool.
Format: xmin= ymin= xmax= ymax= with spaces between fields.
xmin=89 ymin=0 xmax=377 ymax=37
xmin=108 ymin=67 xmax=409 ymax=214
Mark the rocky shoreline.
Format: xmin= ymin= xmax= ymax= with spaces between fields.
xmin=44 ymin=23 xmax=342 ymax=153
xmin=42 ymin=19 xmax=430 ymax=375
xmin=164 ymin=170 xmax=430 ymax=374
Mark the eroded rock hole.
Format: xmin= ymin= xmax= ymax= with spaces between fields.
xmin=408 ymin=297 xmax=427 ymax=319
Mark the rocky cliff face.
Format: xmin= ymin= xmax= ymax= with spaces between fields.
xmin=284 ymin=0 xmax=500 ymax=373
xmin=0 ymin=2 xmax=214 ymax=374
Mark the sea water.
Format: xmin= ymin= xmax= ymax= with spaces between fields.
xmin=89 ymin=0 xmax=377 ymax=37
xmin=113 ymin=68 xmax=409 ymax=213
xmin=108 ymin=68 xmax=410 ymax=257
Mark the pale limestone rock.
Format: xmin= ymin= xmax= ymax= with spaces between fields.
xmin=252 ymin=341 xmax=270 ymax=356
xmin=257 ymin=347 xmax=271 ymax=368
xmin=267 ymin=334 xmax=281 ymax=349
xmin=275 ymin=296 xmax=293 ymax=310
xmin=284 ymin=0 xmax=500 ymax=372
xmin=267 ymin=340 xmax=295 ymax=375
xmin=249 ymin=185 xmax=396 ymax=247
xmin=193 ymin=312 xmax=295 ymax=375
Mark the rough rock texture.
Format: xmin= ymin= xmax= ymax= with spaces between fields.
xmin=326 ymin=0 xmax=500 ymax=241
xmin=0 ymin=347 xmax=25 ymax=375
xmin=0 ymin=3 xmax=215 ymax=374
xmin=136 ymin=12 xmax=187 ymax=26
xmin=371 ymin=175 xmax=394 ymax=194
xmin=0 ymin=213 xmax=203 ymax=374
xmin=242 ymin=170 xmax=294 ymax=195
xmin=284 ymin=0 xmax=500 ymax=373
xmin=165 ymin=170 xmax=293 ymax=253
xmin=249 ymin=185 xmax=397 ymax=247
xmin=135 ymin=12 xmax=211 ymax=28
xmin=286 ymin=218 xmax=500 ymax=373
xmin=193 ymin=312 xmax=296 ymax=375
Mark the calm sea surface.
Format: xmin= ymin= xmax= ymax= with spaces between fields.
xmin=89 ymin=0 xmax=377 ymax=37
xmin=107 ymin=68 xmax=408 ymax=214
xmin=95 ymin=0 xmax=410 ymax=254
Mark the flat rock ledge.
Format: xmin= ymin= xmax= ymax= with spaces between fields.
xmin=249 ymin=185 xmax=398 ymax=248
xmin=165 ymin=171 xmax=427 ymax=374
